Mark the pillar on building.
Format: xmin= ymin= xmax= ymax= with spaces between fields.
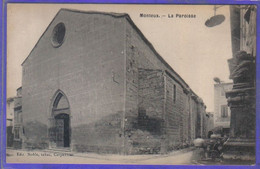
xmin=223 ymin=51 xmax=255 ymax=161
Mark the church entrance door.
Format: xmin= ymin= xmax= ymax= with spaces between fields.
xmin=55 ymin=113 xmax=70 ymax=147
xmin=50 ymin=91 xmax=71 ymax=149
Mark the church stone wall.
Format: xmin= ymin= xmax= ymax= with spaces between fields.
xmin=22 ymin=11 xmax=126 ymax=152
xmin=165 ymin=74 xmax=186 ymax=149
xmin=123 ymin=20 xmax=207 ymax=153
xmin=124 ymin=21 xmax=166 ymax=154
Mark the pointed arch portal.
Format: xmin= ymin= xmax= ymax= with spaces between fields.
xmin=49 ymin=91 xmax=71 ymax=148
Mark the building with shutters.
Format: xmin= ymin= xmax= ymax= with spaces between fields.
xmin=213 ymin=82 xmax=233 ymax=136
xmin=21 ymin=8 xmax=207 ymax=154
xmin=6 ymin=87 xmax=23 ymax=149
xmin=13 ymin=87 xmax=23 ymax=149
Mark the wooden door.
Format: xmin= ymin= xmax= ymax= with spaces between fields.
xmin=55 ymin=119 xmax=64 ymax=147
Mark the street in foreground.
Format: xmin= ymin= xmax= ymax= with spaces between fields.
xmin=6 ymin=148 xmax=254 ymax=165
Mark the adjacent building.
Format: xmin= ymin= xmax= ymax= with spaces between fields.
xmin=6 ymin=87 xmax=23 ymax=149
xmin=6 ymin=97 xmax=14 ymax=147
xmin=21 ymin=9 xmax=207 ymax=154
xmin=223 ymin=5 xmax=256 ymax=161
xmin=214 ymin=82 xmax=233 ymax=136
xmin=204 ymin=112 xmax=214 ymax=138
xmin=13 ymin=87 xmax=23 ymax=149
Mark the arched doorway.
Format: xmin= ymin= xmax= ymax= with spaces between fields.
xmin=49 ymin=91 xmax=71 ymax=148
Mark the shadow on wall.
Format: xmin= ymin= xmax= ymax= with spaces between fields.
xmin=73 ymin=111 xmax=123 ymax=154
xmin=137 ymin=107 xmax=162 ymax=135
xmin=73 ymin=109 xmax=163 ymax=154
xmin=23 ymin=121 xmax=48 ymax=150
xmin=124 ymin=107 xmax=163 ymax=154
xmin=22 ymin=109 xmax=164 ymax=154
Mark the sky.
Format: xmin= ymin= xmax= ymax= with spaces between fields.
xmin=7 ymin=4 xmax=233 ymax=112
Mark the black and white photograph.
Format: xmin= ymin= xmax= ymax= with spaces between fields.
xmin=5 ymin=4 xmax=256 ymax=165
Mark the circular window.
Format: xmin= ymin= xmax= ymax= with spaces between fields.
xmin=51 ymin=22 xmax=66 ymax=47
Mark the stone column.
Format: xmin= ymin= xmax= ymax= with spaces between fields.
xmin=224 ymin=51 xmax=255 ymax=161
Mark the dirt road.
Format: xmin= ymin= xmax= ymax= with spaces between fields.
xmin=6 ymin=148 xmax=195 ymax=165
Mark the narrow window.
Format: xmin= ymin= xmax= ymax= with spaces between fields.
xmin=221 ymin=105 xmax=228 ymax=118
xmin=173 ymin=84 xmax=176 ymax=103
xmin=18 ymin=111 xmax=22 ymax=123
xmin=14 ymin=127 xmax=20 ymax=139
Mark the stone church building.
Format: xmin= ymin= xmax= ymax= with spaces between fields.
xmin=21 ymin=9 xmax=207 ymax=154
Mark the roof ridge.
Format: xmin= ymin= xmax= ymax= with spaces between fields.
xmin=59 ymin=8 xmax=129 ymax=18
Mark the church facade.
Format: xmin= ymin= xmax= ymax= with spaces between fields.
xmin=21 ymin=9 xmax=207 ymax=154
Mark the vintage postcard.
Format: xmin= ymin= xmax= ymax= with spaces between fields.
xmin=4 ymin=3 xmax=257 ymax=166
